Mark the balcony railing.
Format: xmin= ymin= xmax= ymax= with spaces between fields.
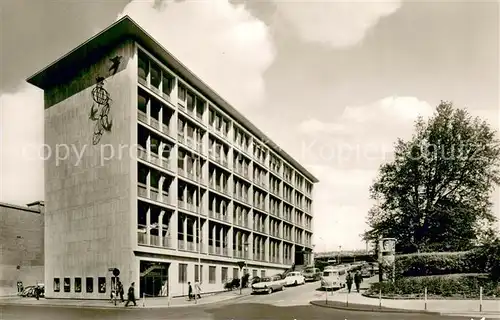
xmin=178 ymin=240 xmax=199 ymax=252
xmin=137 ymin=227 xmax=173 ymax=249
xmin=138 ymin=110 xmax=148 ymax=124
xmin=138 ymin=230 xmax=147 ymax=244
xmin=209 ymin=210 xmax=229 ymax=222
xmin=150 ymin=117 xmax=161 ymax=131
xmin=162 ymin=124 xmax=171 ymax=136
xmin=150 ymin=153 xmax=161 ymax=166
xmin=137 ymin=146 xmax=148 ymax=161
xmin=137 ymin=184 xmax=147 ymax=198
xmin=253 ymin=225 xmax=265 ymax=234
xmin=178 ymin=133 xmax=185 ymax=145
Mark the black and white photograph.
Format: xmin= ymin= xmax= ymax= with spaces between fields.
xmin=0 ymin=0 xmax=499 ymax=319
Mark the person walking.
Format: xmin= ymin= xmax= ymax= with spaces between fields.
xmin=187 ymin=282 xmax=193 ymax=300
xmin=34 ymin=285 xmax=40 ymax=300
xmin=354 ymin=270 xmax=363 ymax=293
xmin=346 ymin=271 xmax=353 ymax=293
xmin=194 ymin=282 xmax=202 ymax=299
xmin=118 ymin=281 xmax=124 ymax=302
xmin=125 ymin=282 xmax=137 ymax=307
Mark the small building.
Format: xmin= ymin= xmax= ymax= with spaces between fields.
xmin=0 ymin=201 xmax=44 ymax=296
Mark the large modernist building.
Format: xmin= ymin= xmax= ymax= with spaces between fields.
xmin=26 ymin=16 xmax=318 ymax=299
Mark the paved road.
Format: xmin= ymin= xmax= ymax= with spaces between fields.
xmin=226 ymin=281 xmax=328 ymax=306
xmin=1 ymin=302 xmax=470 ymax=320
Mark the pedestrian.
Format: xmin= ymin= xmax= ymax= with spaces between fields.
xmin=194 ymin=282 xmax=202 ymax=299
xmin=118 ymin=281 xmax=124 ymax=302
xmin=346 ymin=271 xmax=353 ymax=293
xmin=354 ymin=270 xmax=363 ymax=293
xmin=187 ymin=282 xmax=193 ymax=300
xmin=34 ymin=285 xmax=40 ymax=300
xmin=125 ymin=282 xmax=137 ymax=307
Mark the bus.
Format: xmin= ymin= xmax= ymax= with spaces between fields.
xmin=320 ymin=266 xmax=349 ymax=290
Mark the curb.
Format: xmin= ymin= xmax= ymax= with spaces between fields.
xmin=309 ymin=300 xmax=440 ymax=315
xmin=362 ymin=292 xmax=500 ymax=301
xmin=0 ymin=293 xmax=248 ymax=310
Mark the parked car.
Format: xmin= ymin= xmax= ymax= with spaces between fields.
xmin=251 ymin=275 xmax=285 ymax=294
xmin=284 ymin=271 xmax=305 ymax=286
xmin=302 ymin=267 xmax=322 ymax=282
xmin=250 ymin=276 xmax=261 ymax=285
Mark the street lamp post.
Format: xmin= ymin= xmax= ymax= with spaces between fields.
xmin=312 ymin=244 xmax=316 ymax=267
xmin=239 ymin=242 xmax=249 ymax=295
xmin=195 ymin=155 xmax=202 ymax=304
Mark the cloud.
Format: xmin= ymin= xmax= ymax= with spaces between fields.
xmin=118 ymin=0 xmax=275 ymax=109
xmin=0 ymin=84 xmax=44 ymax=205
xmin=271 ymin=0 xmax=402 ymax=48
xmin=299 ymin=96 xmax=434 ymax=137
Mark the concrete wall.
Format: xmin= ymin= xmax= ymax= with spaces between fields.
xmin=0 ymin=203 xmax=44 ymax=296
xmin=43 ymin=40 xmax=136 ymax=299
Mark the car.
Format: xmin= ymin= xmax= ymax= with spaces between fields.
xmin=320 ymin=267 xmax=347 ymax=290
xmin=302 ymin=267 xmax=322 ymax=282
xmin=251 ymin=275 xmax=285 ymax=294
xmin=361 ymin=268 xmax=373 ymax=278
xmin=284 ymin=271 xmax=305 ymax=286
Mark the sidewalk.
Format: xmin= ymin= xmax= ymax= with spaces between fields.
xmin=313 ymin=289 xmax=500 ymax=317
xmin=0 ymin=289 xmax=251 ymax=309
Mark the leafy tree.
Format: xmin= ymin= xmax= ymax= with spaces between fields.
xmin=364 ymin=102 xmax=500 ymax=254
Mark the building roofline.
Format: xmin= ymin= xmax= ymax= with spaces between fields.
xmin=0 ymin=202 xmax=42 ymax=213
xmin=26 ymin=15 xmax=319 ymax=183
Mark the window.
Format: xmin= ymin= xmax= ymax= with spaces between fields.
xmin=138 ymin=51 xmax=149 ymax=82
xmin=53 ymin=278 xmax=60 ymax=292
xmin=64 ymin=278 xmax=70 ymax=292
xmin=209 ymin=266 xmax=216 ymax=284
xmin=253 ymin=270 xmax=258 ymax=278
xmin=179 ymin=264 xmax=188 ymax=283
xmin=178 ymin=85 xmax=186 ymax=102
xmin=86 ymin=277 xmax=93 ymax=293
xmin=221 ymin=267 xmax=228 ymax=283
xmin=98 ymin=277 xmax=106 ymax=293
xmin=75 ymin=277 xmax=82 ymax=293
xmin=194 ymin=264 xmax=203 ymax=283
xmin=162 ymin=73 xmax=174 ymax=96
xmin=233 ymin=268 xmax=239 ymax=279
xmin=150 ymin=62 xmax=161 ymax=89
xmin=261 ymin=270 xmax=266 ymax=278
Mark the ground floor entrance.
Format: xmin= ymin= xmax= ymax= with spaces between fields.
xmin=139 ymin=260 xmax=169 ymax=297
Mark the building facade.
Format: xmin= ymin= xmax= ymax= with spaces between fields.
xmin=27 ymin=16 xmax=317 ymax=299
xmin=0 ymin=201 xmax=44 ymax=296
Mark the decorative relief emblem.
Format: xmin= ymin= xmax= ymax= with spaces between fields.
xmin=88 ymin=55 xmax=122 ymax=145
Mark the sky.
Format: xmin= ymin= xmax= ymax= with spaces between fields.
xmin=0 ymin=0 xmax=498 ymax=251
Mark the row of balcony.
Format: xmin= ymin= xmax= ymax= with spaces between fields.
xmin=136 ymin=60 xmax=314 ymax=197
xmin=138 ymin=110 xmax=313 ymax=199
xmin=138 ymin=229 xmax=306 ymax=263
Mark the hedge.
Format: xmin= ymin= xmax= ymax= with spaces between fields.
xmin=367 ymin=274 xmax=500 ymax=298
xmin=393 ymin=251 xmax=487 ymax=278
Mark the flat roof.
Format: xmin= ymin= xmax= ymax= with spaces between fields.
xmin=0 ymin=202 xmax=42 ymax=214
xmin=26 ymin=15 xmax=319 ymax=183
